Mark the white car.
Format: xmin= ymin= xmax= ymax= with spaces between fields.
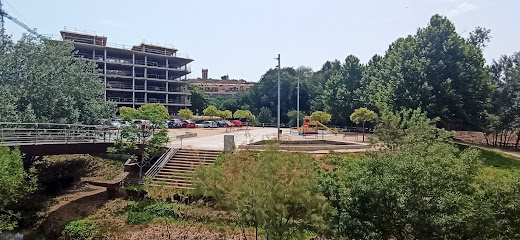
xmin=203 ymin=121 xmax=218 ymax=128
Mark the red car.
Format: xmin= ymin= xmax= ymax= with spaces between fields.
xmin=181 ymin=120 xmax=196 ymax=128
xmin=224 ymin=120 xmax=235 ymax=127
xmin=232 ymin=120 xmax=243 ymax=127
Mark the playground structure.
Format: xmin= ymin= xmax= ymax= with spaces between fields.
xmin=297 ymin=116 xmax=338 ymax=135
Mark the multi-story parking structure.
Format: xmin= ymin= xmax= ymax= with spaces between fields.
xmin=60 ymin=29 xmax=193 ymax=114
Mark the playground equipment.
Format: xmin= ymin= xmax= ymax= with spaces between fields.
xmin=298 ymin=116 xmax=338 ymax=135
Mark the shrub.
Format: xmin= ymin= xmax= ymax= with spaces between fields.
xmin=126 ymin=199 xmax=181 ymax=225
xmin=62 ymin=219 xmax=99 ymax=240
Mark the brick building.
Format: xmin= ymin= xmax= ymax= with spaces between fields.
xmin=188 ymin=69 xmax=254 ymax=98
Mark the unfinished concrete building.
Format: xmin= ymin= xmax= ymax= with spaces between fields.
xmin=60 ymin=29 xmax=193 ymax=114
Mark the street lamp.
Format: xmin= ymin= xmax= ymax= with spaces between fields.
xmin=275 ymin=54 xmax=281 ymax=140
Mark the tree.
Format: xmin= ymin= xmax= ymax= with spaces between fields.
xmin=108 ymin=104 xmax=170 ymax=178
xmin=0 ymin=34 xmax=114 ymax=124
xmin=0 ymin=146 xmax=37 ymax=232
xmin=350 ymin=107 xmax=377 ymax=141
xmin=487 ymin=52 xmax=520 ymax=149
xmin=203 ymin=105 xmax=220 ymax=119
xmin=234 ymin=110 xmax=255 ymax=122
xmin=177 ymin=108 xmax=193 ymax=120
xmin=188 ymin=85 xmax=210 ymax=115
xmin=193 ymin=150 xmax=331 ymax=239
xmin=311 ymin=111 xmax=331 ymax=124
xmin=287 ymin=110 xmax=305 ymax=127
xmin=468 ymin=26 xmax=492 ymax=49
xmin=257 ymin=107 xmax=273 ymax=124
xmin=364 ymin=15 xmax=493 ymax=130
xmin=219 ymin=110 xmax=232 ymax=120
xmin=322 ymin=55 xmax=364 ymax=126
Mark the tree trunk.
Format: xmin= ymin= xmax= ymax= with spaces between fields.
xmin=362 ymin=122 xmax=365 ymax=142
xmin=515 ymin=131 xmax=520 ymax=150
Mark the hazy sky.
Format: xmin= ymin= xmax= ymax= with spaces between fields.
xmin=2 ymin=0 xmax=519 ymax=82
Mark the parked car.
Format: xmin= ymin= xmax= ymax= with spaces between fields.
xmin=181 ymin=120 xmax=196 ymax=128
xmin=232 ymin=120 xmax=243 ymax=127
xmin=216 ymin=121 xmax=227 ymax=127
xmin=168 ymin=119 xmax=182 ymax=128
xmin=224 ymin=120 xmax=235 ymax=127
xmin=203 ymin=121 xmax=218 ymax=128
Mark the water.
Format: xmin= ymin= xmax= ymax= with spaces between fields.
xmin=0 ymin=230 xmax=48 ymax=240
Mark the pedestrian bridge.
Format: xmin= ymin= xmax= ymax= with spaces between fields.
xmin=0 ymin=122 xmax=117 ymax=156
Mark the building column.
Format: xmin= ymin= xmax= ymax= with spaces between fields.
xmin=144 ymin=55 xmax=147 ymax=103
xmin=132 ymin=53 xmax=135 ymax=108
xmin=165 ymin=59 xmax=169 ymax=104
xmin=103 ymin=49 xmax=107 ymax=101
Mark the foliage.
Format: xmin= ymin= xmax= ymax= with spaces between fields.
xmin=311 ymin=111 xmax=331 ymax=124
xmin=0 ymin=34 xmax=114 ymax=124
xmin=188 ymin=85 xmax=210 ymax=115
xmin=350 ymin=107 xmax=377 ymax=141
xmin=192 ymin=150 xmax=332 ymax=239
xmin=203 ymin=105 xmax=220 ymax=119
xmin=219 ymin=110 xmax=233 ymax=119
xmin=62 ymin=219 xmax=100 ymax=240
xmin=177 ymin=108 xmax=193 ymax=120
xmin=233 ymin=110 xmax=255 ymax=122
xmin=257 ymin=107 xmax=274 ymax=123
xmin=350 ymin=107 xmax=377 ymax=125
xmin=126 ymin=199 xmax=181 ymax=225
xmin=119 ymin=106 xmax=139 ymax=122
xmin=487 ymin=52 xmax=520 ymax=149
xmin=375 ymin=107 xmax=451 ymax=150
xmin=0 ymin=146 xmax=37 ymax=232
xmin=108 ymin=105 xmax=170 ymax=178
xmin=287 ymin=110 xmax=305 ymax=127
xmin=362 ymin=15 xmax=493 ymax=130
xmin=137 ymin=104 xmax=169 ymax=125
xmin=322 ymin=55 xmax=364 ymax=125
xmin=321 ymin=109 xmax=520 ymax=239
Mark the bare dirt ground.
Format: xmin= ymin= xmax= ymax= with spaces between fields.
xmin=455 ymin=131 xmax=519 ymax=147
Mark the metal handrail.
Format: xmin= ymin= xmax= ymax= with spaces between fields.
xmin=144 ymin=138 xmax=182 ymax=178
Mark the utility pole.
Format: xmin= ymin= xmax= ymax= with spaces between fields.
xmin=297 ymin=76 xmax=300 ymax=129
xmin=275 ymin=54 xmax=281 ymax=140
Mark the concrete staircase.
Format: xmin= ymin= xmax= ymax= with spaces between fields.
xmin=152 ymin=149 xmax=222 ymax=189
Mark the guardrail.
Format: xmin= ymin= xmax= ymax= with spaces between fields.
xmin=145 ymin=137 xmax=182 ymax=178
xmin=0 ymin=122 xmax=118 ymax=146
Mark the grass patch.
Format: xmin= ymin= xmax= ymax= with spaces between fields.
xmin=457 ymin=144 xmax=520 ymax=171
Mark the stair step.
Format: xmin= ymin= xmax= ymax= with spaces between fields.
xmin=170 ymin=157 xmax=216 ymax=162
xmin=153 ymin=177 xmax=193 ymax=183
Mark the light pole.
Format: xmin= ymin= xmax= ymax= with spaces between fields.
xmin=275 ymin=54 xmax=281 ymax=140
xmin=297 ymin=76 xmax=300 ymax=129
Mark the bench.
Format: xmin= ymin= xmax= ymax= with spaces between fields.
xmin=343 ymin=132 xmax=359 ymax=140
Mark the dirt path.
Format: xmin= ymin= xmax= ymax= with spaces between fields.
xmin=37 ymin=183 xmax=109 ymax=237
xmin=458 ymin=141 xmax=520 ymax=160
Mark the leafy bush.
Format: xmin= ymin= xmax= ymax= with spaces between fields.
xmin=62 ymin=219 xmax=99 ymax=240
xmin=192 ymin=150 xmax=331 ymax=240
xmin=126 ymin=199 xmax=181 ymax=225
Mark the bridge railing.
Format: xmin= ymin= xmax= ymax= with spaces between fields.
xmin=0 ymin=122 xmax=119 ymax=145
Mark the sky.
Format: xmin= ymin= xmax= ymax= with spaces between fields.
xmin=2 ymin=0 xmax=519 ymax=82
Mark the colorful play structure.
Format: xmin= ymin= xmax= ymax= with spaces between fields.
xmin=297 ymin=116 xmax=338 ymax=135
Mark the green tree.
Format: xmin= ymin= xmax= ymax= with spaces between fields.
xmin=0 ymin=34 xmax=114 ymax=124
xmin=311 ymin=111 xmax=331 ymax=124
xmin=234 ymin=110 xmax=255 ymax=122
xmin=364 ymin=15 xmax=493 ymax=130
xmin=350 ymin=107 xmax=377 ymax=141
xmin=219 ymin=110 xmax=232 ymax=120
xmin=0 ymin=146 xmax=37 ymax=232
xmin=203 ymin=105 xmax=220 ymax=119
xmin=188 ymin=85 xmax=210 ymax=115
xmin=257 ymin=107 xmax=273 ymax=123
xmin=108 ymin=104 xmax=170 ymax=178
xmin=488 ymin=52 xmax=520 ymax=149
xmin=322 ymin=55 xmax=364 ymax=126
xmin=193 ymin=150 xmax=331 ymax=239
xmin=287 ymin=110 xmax=305 ymax=127
xmin=177 ymin=108 xmax=193 ymax=120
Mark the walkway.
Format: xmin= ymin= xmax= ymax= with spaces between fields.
xmin=177 ymin=127 xmax=280 ymax=150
